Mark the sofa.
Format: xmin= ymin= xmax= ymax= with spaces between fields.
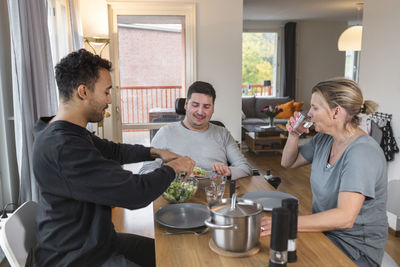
xmin=242 ymin=96 xmax=292 ymax=126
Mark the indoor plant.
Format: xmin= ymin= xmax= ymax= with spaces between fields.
xmin=261 ymin=105 xmax=283 ymax=126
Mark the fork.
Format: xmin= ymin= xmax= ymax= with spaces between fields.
xmin=164 ymin=227 xmax=209 ymax=236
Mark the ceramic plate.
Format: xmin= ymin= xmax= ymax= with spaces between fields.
xmin=242 ymin=190 xmax=298 ymax=211
xmin=155 ymin=203 xmax=210 ymax=229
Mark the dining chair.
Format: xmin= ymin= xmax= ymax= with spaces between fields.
xmin=382 ymin=251 xmax=399 ymax=267
xmin=0 ymin=201 xmax=38 ymax=267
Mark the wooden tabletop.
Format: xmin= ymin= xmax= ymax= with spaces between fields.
xmin=153 ymin=176 xmax=356 ymax=267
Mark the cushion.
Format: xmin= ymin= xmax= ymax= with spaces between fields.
xmin=275 ymin=100 xmax=295 ymax=119
xmin=242 ymin=96 xmax=256 ymax=118
xmin=254 ymin=96 xmax=291 ymax=118
xmin=293 ymin=101 xmax=304 ymax=112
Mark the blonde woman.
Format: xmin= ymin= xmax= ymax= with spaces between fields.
xmin=263 ymin=78 xmax=388 ymax=266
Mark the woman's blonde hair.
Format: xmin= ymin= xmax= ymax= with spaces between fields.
xmin=311 ymin=78 xmax=378 ymax=126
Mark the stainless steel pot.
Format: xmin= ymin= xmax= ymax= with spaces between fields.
xmin=204 ymin=193 xmax=263 ymax=252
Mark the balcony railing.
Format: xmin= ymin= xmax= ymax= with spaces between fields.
xmin=120 ymin=84 xmax=271 ymax=126
xmin=120 ymin=85 xmax=183 ymax=124
xmin=242 ymin=84 xmax=272 ymax=96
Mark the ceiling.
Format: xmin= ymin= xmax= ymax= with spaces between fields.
xmin=243 ymin=0 xmax=364 ymax=22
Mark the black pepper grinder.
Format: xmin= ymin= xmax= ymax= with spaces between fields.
xmin=227 ymin=176 xmax=235 ymax=197
xmin=282 ymin=198 xmax=298 ymax=263
xmin=269 ymin=207 xmax=290 ymax=267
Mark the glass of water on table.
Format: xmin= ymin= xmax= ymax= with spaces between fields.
xmin=205 ymin=175 xmax=226 ymax=204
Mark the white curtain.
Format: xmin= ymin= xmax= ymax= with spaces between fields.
xmin=7 ymin=0 xmax=58 ymax=203
xmin=68 ymin=0 xmax=95 ymax=132
xmin=69 ymin=0 xmax=84 ymax=51
xmin=0 ymin=0 xmax=19 ymax=209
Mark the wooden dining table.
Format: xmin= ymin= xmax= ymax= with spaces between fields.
xmin=152 ymin=176 xmax=356 ymax=267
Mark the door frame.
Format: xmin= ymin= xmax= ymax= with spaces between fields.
xmin=107 ymin=1 xmax=196 ymax=142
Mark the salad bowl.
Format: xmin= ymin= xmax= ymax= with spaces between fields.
xmin=162 ymin=177 xmax=198 ymax=203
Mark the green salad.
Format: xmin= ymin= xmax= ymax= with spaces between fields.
xmin=163 ymin=178 xmax=198 ymax=203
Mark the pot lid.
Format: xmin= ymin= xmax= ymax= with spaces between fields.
xmin=210 ymin=193 xmax=262 ymax=217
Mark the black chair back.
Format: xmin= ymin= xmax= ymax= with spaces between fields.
xmin=175 ymin=98 xmax=186 ymax=115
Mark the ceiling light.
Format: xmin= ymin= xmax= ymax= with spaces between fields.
xmin=338 ymin=3 xmax=363 ymax=52
xmin=338 ymin=25 xmax=362 ymax=51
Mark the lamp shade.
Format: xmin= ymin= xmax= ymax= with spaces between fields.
xmin=84 ymin=36 xmax=110 ymax=56
xmin=338 ymin=25 xmax=363 ymax=51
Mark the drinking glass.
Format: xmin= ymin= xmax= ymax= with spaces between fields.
xmin=205 ymin=184 xmax=225 ymax=204
xmin=210 ymin=175 xmax=226 ymax=189
xmin=292 ymin=112 xmax=313 ymax=135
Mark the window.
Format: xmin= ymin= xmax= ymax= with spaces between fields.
xmin=108 ymin=2 xmax=196 ymax=143
xmin=344 ymin=50 xmax=360 ymax=82
xmin=242 ymin=32 xmax=279 ymax=97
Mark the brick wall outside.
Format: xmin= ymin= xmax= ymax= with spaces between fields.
xmin=118 ymin=27 xmax=183 ymax=87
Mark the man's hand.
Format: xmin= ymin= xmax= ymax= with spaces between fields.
xmin=150 ymin=148 xmax=181 ymax=163
xmin=211 ymin=162 xmax=231 ymax=176
xmin=166 ymin=156 xmax=195 ymax=180
xmin=260 ymin=216 xmax=272 ymax=237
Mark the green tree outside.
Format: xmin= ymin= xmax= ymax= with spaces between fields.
xmin=242 ymin=33 xmax=276 ymax=86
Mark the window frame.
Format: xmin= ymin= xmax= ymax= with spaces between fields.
xmin=242 ymin=28 xmax=282 ymax=97
xmin=107 ymin=1 xmax=196 ymax=143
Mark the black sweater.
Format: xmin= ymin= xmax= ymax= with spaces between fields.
xmin=32 ymin=117 xmax=175 ymax=266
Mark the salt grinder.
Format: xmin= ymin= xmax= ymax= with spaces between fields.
xmin=282 ymin=198 xmax=298 ymax=262
xmin=269 ymin=207 xmax=290 ymax=267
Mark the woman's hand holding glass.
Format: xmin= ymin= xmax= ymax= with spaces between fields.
xmin=286 ymin=112 xmax=312 ymax=136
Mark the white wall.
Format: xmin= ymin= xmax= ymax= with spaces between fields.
xmin=359 ymin=0 xmax=400 ymax=230
xmin=79 ymin=0 xmax=243 ymax=141
xmin=296 ymin=21 xmax=347 ymax=109
xmin=195 ymin=0 xmax=243 ymax=140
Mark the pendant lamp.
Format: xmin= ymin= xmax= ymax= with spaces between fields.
xmin=338 ymin=25 xmax=362 ymax=51
xmin=338 ymin=3 xmax=363 ymax=51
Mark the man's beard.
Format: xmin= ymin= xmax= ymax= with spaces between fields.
xmin=87 ymin=100 xmax=108 ymax=123
xmin=87 ymin=108 xmax=106 ymax=123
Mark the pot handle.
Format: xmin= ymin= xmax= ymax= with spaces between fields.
xmin=204 ymin=218 xmax=238 ymax=230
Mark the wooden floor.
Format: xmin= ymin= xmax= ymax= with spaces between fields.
xmin=243 ymin=150 xmax=400 ymax=265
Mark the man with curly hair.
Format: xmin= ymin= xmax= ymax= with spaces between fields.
xmin=33 ymin=49 xmax=194 ymax=267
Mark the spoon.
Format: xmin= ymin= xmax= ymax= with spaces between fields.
xmin=164 ymin=227 xmax=209 ymax=236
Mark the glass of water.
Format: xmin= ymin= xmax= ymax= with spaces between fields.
xmin=205 ymin=184 xmax=225 ymax=205
xmin=292 ymin=112 xmax=313 ymax=136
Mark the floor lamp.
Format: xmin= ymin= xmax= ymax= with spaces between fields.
xmin=84 ymin=36 xmax=111 ymax=138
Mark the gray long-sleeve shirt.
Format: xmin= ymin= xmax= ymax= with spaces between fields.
xmin=140 ymin=122 xmax=252 ymax=179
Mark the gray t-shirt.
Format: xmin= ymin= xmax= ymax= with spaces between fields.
xmin=300 ymin=133 xmax=388 ymax=264
xmin=140 ymin=122 xmax=252 ymax=180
